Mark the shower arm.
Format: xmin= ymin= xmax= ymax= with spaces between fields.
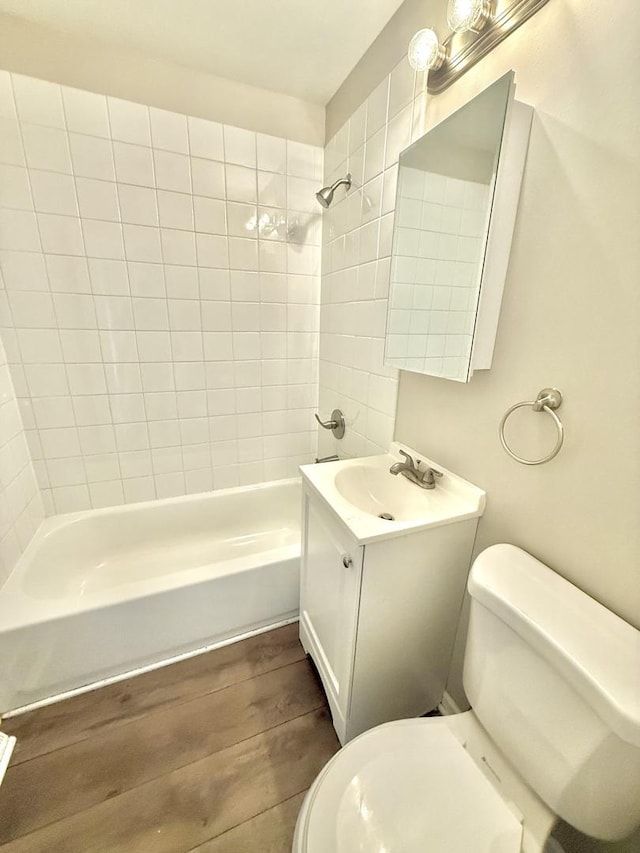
xmin=330 ymin=176 xmax=351 ymax=192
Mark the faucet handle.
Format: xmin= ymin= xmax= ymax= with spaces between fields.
xmin=423 ymin=466 xmax=443 ymax=485
xmin=399 ymin=449 xmax=414 ymax=467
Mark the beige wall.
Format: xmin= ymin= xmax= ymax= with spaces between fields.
xmin=394 ymin=0 xmax=640 ymax=633
xmin=0 ymin=13 xmax=324 ymax=144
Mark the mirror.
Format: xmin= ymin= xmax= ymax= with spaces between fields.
xmin=384 ymin=72 xmax=531 ymax=382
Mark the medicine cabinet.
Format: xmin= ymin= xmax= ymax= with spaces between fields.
xmin=384 ymin=72 xmax=532 ymax=382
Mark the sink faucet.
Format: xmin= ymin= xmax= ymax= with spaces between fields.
xmin=389 ymin=450 xmax=443 ymax=490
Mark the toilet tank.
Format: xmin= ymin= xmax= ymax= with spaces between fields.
xmin=464 ymin=544 xmax=640 ymax=842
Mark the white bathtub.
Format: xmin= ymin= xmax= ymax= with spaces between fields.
xmin=0 ymin=478 xmax=301 ymax=714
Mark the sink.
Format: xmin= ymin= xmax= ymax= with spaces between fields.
xmin=334 ymin=462 xmax=434 ymax=522
xmin=300 ymin=443 xmax=486 ymax=544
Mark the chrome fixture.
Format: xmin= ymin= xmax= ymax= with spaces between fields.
xmin=314 ymin=409 xmax=345 ymax=439
xmin=315 ymin=174 xmax=352 ymax=208
xmin=407 ymin=28 xmax=446 ymax=71
xmin=447 ymin=0 xmax=491 ymax=33
xmin=408 ymin=0 xmax=551 ymax=94
xmin=500 ymin=387 xmax=564 ymax=465
xmin=315 ymin=454 xmax=340 ymax=464
xmin=389 ymin=450 xmax=443 ymax=490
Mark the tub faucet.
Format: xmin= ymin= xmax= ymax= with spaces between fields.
xmin=389 ymin=450 xmax=443 ymax=490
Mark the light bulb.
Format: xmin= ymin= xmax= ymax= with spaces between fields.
xmin=407 ymin=28 xmax=446 ymax=72
xmin=447 ymin=0 xmax=491 ymax=33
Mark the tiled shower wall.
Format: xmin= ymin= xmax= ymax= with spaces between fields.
xmin=318 ymin=57 xmax=425 ymax=459
xmin=0 ymin=333 xmax=44 ymax=581
xmin=0 ymin=71 xmax=322 ymax=514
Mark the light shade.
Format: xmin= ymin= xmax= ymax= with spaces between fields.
xmin=407 ymin=28 xmax=446 ymax=72
xmin=447 ymin=0 xmax=491 ymax=33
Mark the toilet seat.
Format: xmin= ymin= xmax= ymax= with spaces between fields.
xmin=295 ymin=717 xmax=524 ymax=853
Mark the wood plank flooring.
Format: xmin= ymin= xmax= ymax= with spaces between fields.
xmin=0 ymin=623 xmax=339 ymax=852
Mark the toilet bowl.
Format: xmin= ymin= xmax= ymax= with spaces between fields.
xmin=293 ymin=711 xmax=555 ymax=853
xmin=294 ymin=714 xmax=553 ymax=853
xmin=294 ymin=545 xmax=640 ymax=852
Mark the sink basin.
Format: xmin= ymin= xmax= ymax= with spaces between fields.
xmin=300 ymin=443 xmax=486 ymax=544
xmin=334 ymin=462 xmax=434 ymax=522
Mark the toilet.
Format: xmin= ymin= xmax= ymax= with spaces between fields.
xmin=293 ymin=544 xmax=640 ymax=852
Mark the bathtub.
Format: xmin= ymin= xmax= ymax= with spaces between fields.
xmin=0 ymin=478 xmax=301 ymax=715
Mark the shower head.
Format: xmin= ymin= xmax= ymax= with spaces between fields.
xmin=315 ymin=173 xmax=352 ymax=208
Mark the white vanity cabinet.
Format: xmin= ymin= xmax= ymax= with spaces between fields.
xmin=299 ymin=484 xmax=481 ymax=745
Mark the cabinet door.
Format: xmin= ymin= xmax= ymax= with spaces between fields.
xmin=301 ymin=496 xmax=362 ymax=719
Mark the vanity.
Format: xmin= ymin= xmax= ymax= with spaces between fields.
xmin=299 ymin=444 xmax=485 ymax=744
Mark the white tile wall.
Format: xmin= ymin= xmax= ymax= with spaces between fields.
xmin=0 ymin=333 xmax=44 ymax=582
xmin=0 ymin=71 xmax=322 ymax=514
xmin=318 ymin=58 xmax=425 ymax=459
xmin=386 ymin=166 xmax=489 ymax=381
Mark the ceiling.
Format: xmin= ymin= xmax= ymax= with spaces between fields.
xmin=0 ymin=0 xmax=407 ymax=105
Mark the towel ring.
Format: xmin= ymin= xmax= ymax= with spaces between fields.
xmin=499 ymin=388 xmax=564 ymax=465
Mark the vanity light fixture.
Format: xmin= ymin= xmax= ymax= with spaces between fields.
xmin=407 ymin=28 xmax=446 ymax=72
xmin=409 ymin=0 xmax=551 ymax=94
xmin=447 ymin=0 xmax=491 ymax=33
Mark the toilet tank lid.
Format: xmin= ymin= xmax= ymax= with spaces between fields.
xmin=469 ymin=544 xmax=640 ymax=748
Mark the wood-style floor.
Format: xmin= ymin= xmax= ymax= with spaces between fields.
xmin=0 ymin=623 xmax=339 ymax=852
